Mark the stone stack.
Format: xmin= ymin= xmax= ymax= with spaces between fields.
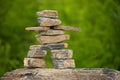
xmin=24 ymin=10 xmax=80 ymax=69
xmin=24 ymin=45 xmax=46 ymax=68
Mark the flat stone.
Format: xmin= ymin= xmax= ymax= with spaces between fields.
xmin=29 ymin=45 xmax=41 ymax=50
xmin=25 ymin=27 xmax=49 ymax=32
xmin=51 ymin=49 xmax=73 ymax=59
xmin=36 ymin=10 xmax=58 ymax=18
xmin=29 ymin=43 xmax=68 ymax=51
xmin=24 ymin=58 xmax=45 ymax=68
xmin=40 ymin=43 xmax=68 ymax=50
xmin=40 ymin=30 xmax=64 ymax=35
xmin=53 ymin=59 xmax=75 ymax=69
xmin=1 ymin=68 xmax=120 ymax=80
xmin=27 ymin=49 xmax=47 ymax=58
xmin=36 ymin=34 xmax=70 ymax=44
xmin=38 ymin=17 xmax=61 ymax=26
xmin=54 ymin=26 xmax=81 ymax=32
xmin=28 ymin=45 xmax=47 ymax=58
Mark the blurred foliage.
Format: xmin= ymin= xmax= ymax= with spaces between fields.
xmin=0 ymin=0 xmax=120 ymax=77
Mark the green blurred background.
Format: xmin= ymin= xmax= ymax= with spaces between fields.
xmin=0 ymin=0 xmax=120 ymax=77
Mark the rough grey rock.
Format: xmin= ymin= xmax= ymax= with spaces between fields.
xmin=36 ymin=10 xmax=58 ymax=18
xmin=1 ymin=68 xmax=120 ymax=80
xmin=38 ymin=17 xmax=61 ymax=26
xmin=24 ymin=58 xmax=46 ymax=68
xmin=40 ymin=30 xmax=64 ymax=36
xmin=51 ymin=49 xmax=73 ymax=59
xmin=36 ymin=34 xmax=70 ymax=44
xmin=27 ymin=45 xmax=47 ymax=58
xmin=53 ymin=59 xmax=75 ymax=69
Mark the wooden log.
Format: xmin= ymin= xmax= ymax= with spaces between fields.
xmin=25 ymin=27 xmax=49 ymax=32
xmin=54 ymin=26 xmax=81 ymax=32
xmin=36 ymin=10 xmax=58 ymax=18
xmin=40 ymin=30 xmax=64 ymax=36
xmin=51 ymin=49 xmax=73 ymax=59
xmin=38 ymin=17 xmax=61 ymax=26
xmin=36 ymin=35 xmax=70 ymax=44
xmin=24 ymin=58 xmax=46 ymax=68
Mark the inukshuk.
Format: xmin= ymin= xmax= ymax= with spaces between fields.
xmin=24 ymin=10 xmax=80 ymax=69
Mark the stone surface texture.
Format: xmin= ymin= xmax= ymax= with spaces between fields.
xmin=51 ymin=49 xmax=73 ymax=59
xmin=24 ymin=58 xmax=45 ymax=68
xmin=36 ymin=34 xmax=70 ymax=44
xmin=29 ymin=45 xmax=41 ymax=50
xmin=27 ymin=49 xmax=47 ymax=58
xmin=53 ymin=59 xmax=75 ymax=69
xmin=1 ymin=68 xmax=120 ymax=80
xmin=40 ymin=43 xmax=68 ymax=50
xmin=37 ymin=10 xmax=58 ymax=18
xmin=54 ymin=26 xmax=81 ymax=32
xmin=38 ymin=18 xmax=61 ymax=26
xmin=25 ymin=27 xmax=49 ymax=32
xmin=40 ymin=30 xmax=64 ymax=35
xmin=27 ymin=45 xmax=47 ymax=58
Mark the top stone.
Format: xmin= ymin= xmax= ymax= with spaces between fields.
xmin=36 ymin=10 xmax=58 ymax=18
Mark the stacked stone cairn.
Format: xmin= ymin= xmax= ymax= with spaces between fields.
xmin=24 ymin=10 xmax=80 ymax=69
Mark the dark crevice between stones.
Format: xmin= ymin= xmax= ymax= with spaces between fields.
xmin=50 ymin=26 xmax=54 ymax=29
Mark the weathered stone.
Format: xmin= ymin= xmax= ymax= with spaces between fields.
xmin=28 ymin=45 xmax=47 ymax=58
xmin=27 ymin=49 xmax=47 ymax=58
xmin=38 ymin=17 xmax=61 ymax=26
xmin=36 ymin=10 xmax=58 ymax=18
xmin=53 ymin=59 xmax=75 ymax=69
xmin=1 ymin=68 xmax=120 ymax=80
xmin=36 ymin=34 xmax=70 ymax=44
xmin=25 ymin=27 xmax=49 ymax=32
xmin=24 ymin=58 xmax=45 ymax=68
xmin=40 ymin=30 xmax=64 ymax=35
xmin=40 ymin=43 xmax=68 ymax=50
xmin=29 ymin=43 xmax=68 ymax=51
xmin=54 ymin=26 xmax=81 ymax=32
xmin=29 ymin=45 xmax=41 ymax=50
xmin=51 ymin=49 xmax=73 ymax=59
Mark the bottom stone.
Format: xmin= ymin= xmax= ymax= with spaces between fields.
xmin=53 ymin=59 xmax=75 ymax=69
xmin=1 ymin=68 xmax=120 ymax=80
xmin=24 ymin=58 xmax=45 ymax=68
